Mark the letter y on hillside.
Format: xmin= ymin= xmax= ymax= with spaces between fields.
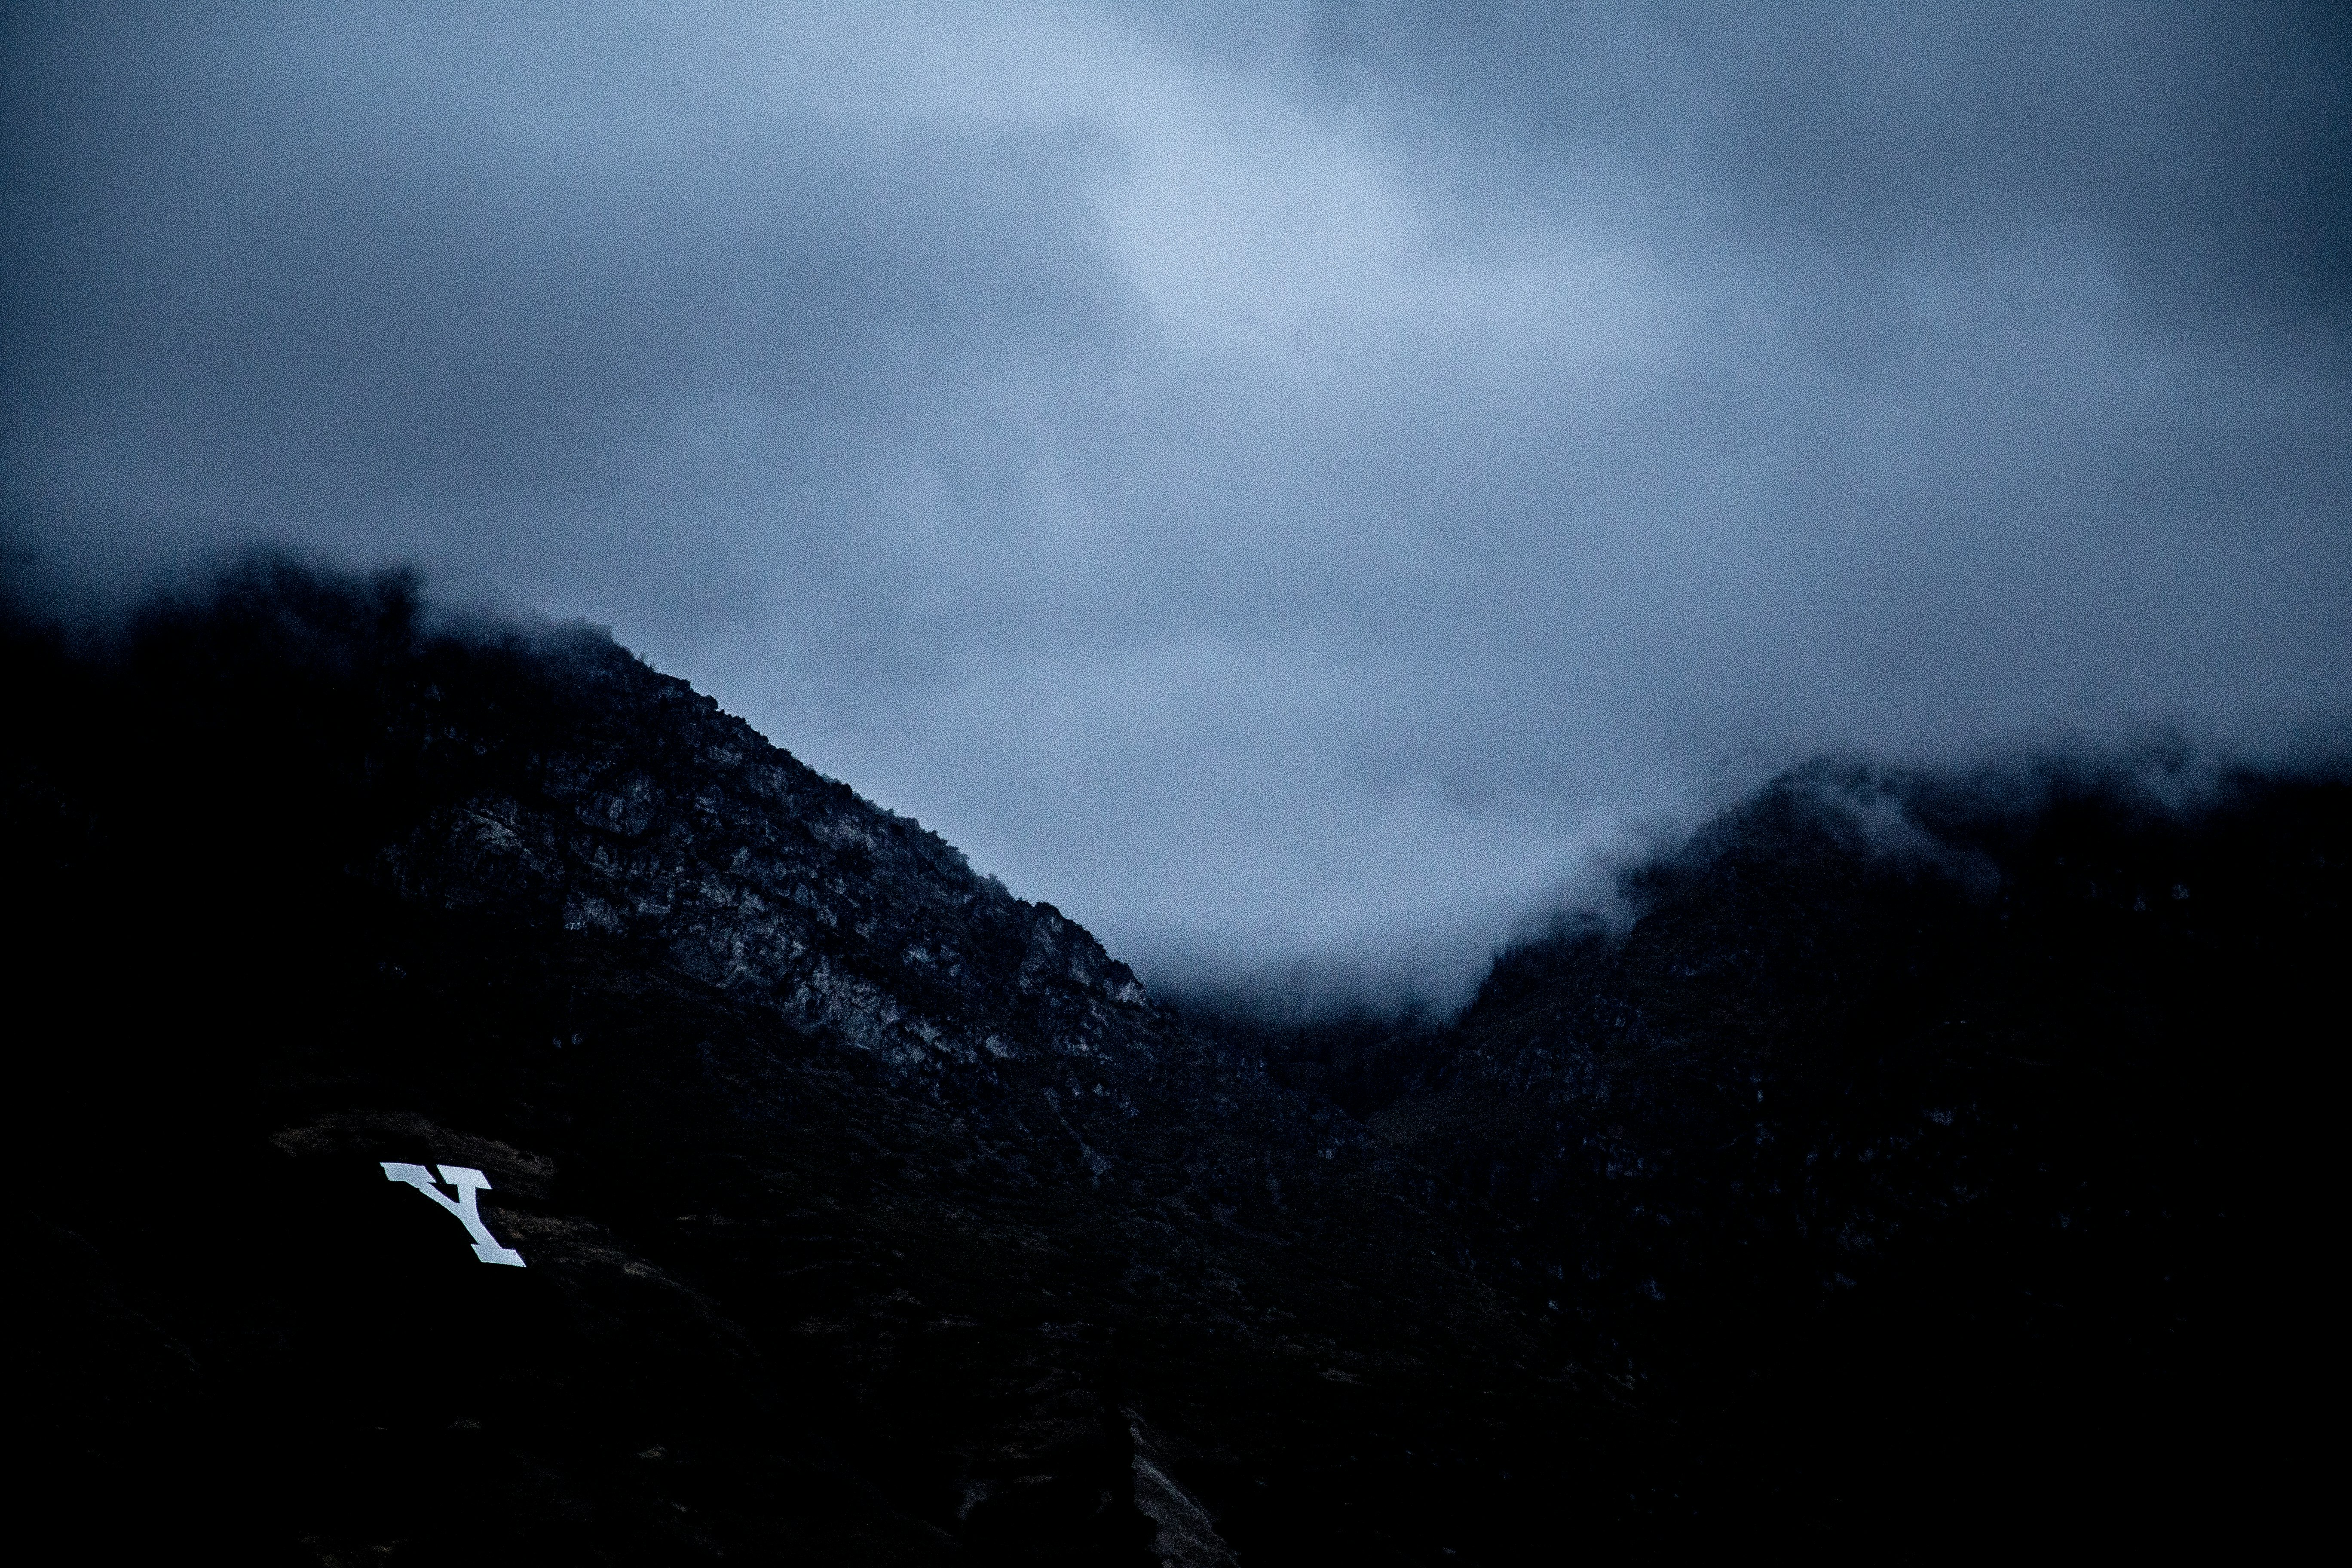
xmin=381 ymin=1162 xmax=527 ymax=1267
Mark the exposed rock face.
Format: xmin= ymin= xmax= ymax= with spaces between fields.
xmin=1126 ymin=1415 xmax=1239 ymax=1568
xmin=344 ymin=624 xmax=1154 ymax=1074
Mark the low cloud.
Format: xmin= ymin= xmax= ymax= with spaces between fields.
xmin=6 ymin=1 xmax=2346 ymax=1008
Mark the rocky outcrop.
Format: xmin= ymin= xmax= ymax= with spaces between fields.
xmin=361 ymin=627 xmax=1152 ymax=1075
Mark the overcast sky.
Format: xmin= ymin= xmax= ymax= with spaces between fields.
xmin=5 ymin=2 xmax=2347 ymax=1007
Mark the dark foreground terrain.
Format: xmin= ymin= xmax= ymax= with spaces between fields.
xmin=8 ymin=563 xmax=2334 ymax=1562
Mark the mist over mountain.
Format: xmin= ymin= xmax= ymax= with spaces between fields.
xmin=7 ymin=3 xmax=2345 ymax=1555
xmin=6 ymin=1 xmax=2347 ymax=1001
xmin=11 ymin=561 xmax=2334 ymax=1559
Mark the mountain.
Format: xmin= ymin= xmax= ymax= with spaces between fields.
xmin=1259 ymin=760 xmax=2338 ymax=1540
xmin=9 ymin=560 xmax=2332 ymax=1561
xmin=7 ymin=563 xmax=1583 ymax=1565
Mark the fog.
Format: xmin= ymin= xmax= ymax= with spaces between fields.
xmin=6 ymin=2 xmax=2346 ymax=1007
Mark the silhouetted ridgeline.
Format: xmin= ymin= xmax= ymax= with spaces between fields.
xmin=1269 ymin=758 xmax=2340 ymax=1528
xmin=8 ymin=560 xmax=2334 ymax=1561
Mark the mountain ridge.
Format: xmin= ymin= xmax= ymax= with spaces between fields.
xmin=9 ymin=559 xmax=2328 ymax=1560
xmin=9 ymin=560 xmax=1579 ymax=1565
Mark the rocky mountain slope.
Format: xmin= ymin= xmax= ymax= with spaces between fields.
xmin=10 ymin=560 xmax=2331 ymax=1560
xmin=9 ymin=563 xmax=1589 ymax=1565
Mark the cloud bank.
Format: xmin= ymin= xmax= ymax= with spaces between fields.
xmin=5 ymin=1 xmax=2346 ymax=1005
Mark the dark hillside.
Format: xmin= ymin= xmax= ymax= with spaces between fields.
xmin=1352 ymin=763 xmax=2340 ymax=1539
xmin=7 ymin=561 xmax=2332 ymax=1559
xmin=6 ymin=563 xmax=1596 ymax=1565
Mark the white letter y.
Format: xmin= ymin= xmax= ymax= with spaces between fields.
xmin=381 ymin=1162 xmax=527 ymax=1267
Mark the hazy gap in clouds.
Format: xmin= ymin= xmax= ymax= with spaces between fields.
xmin=4 ymin=1 xmax=2346 ymax=1014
